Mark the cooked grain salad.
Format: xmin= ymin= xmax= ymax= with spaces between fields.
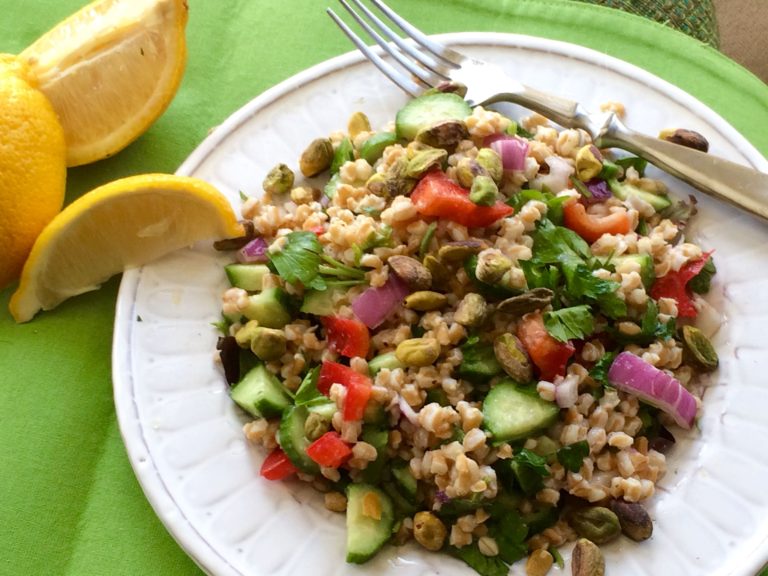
xmin=214 ymin=91 xmax=719 ymax=575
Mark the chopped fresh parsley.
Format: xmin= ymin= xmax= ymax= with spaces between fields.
xmin=419 ymin=221 xmax=437 ymax=259
xmin=556 ymin=439 xmax=590 ymax=472
xmin=353 ymin=225 xmax=393 ymax=265
xmin=507 ymin=190 xmax=570 ymax=225
xmin=511 ymin=448 xmax=550 ymax=495
xmin=457 ymin=336 xmax=503 ymax=381
xmin=688 ymin=256 xmax=716 ymax=294
xmin=269 ymin=231 xmax=365 ymax=290
xmin=449 ymin=545 xmax=510 ymax=576
xmin=589 ymin=351 xmax=618 ymax=387
xmin=293 ymin=366 xmax=327 ymax=407
xmin=544 ymin=305 xmax=594 ymax=342
xmin=492 ymin=511 xmax=529 ymax=564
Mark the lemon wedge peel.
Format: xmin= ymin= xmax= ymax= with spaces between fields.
xmin=9 ymin=174 xmax=243 ymax=323
xmin=20 ymin=0 xmax=189 ymax=167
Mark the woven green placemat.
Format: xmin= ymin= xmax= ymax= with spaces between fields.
xmin=574 ymin=0 xmax=719 ymax=45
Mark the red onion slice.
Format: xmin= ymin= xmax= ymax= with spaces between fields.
xmin=584 ymin=179 xmax=612 ymax=203
xmin=236 ymin=237 xmax=269 ymax=263
xmin=489 ymin=136 xmax=529 ymax=172
xmin=398 ymin=395 xmax=420 ymax=425
xmin=351 ymin=273 xmax=410 ymax=329
xmin=607 ymin=352 xmax=697 ymax=429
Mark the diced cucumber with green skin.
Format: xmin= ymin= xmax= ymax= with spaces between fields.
xmin=457 ymin=340 xmax=503 ymax=382
xmin=612 ymin=253 xmax=655 ymax=288
xmin=382 ymin=481 xmax=418 ymax=515
xmin=395 ymin=93 xmax=472 ymax=140
xmin=346 ymin=483 xmax=395 ymax=564
xmin=324 ymin=172 xmax=341 ymax=198
xmin=307 ymin=399 xmax=337 ymax=420
xmin=360 ymin=427 xmax=390 ymax=484
xmin=230 ymin=364 xmax=291 ymax=418
xmin=278 ymin=406 xmax=319 ymax=475
xmin=608 ymin=178 xmax=672 ymax=212
xmin=391 ymin=464 xmax=418 ymax=502
xmin=242 ymin=287 xmax=291 ymax=328
xmin=482 ymin=382 xmax=559 ymax=443
xmin=368 ymin=351 xmax=404 ymax=375
xmin=359 ymin=132 xmax=398 ymax=164
xmin=331 ymin=137 xmax=355 ymax=174
xmin=300 ymin=287 xmax=342 ymax=316
xmin=225 ymin=263 xmax=270 ymax=291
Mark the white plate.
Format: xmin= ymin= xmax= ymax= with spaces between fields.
xmin=113 ymin=33 xmax=768 ymax=576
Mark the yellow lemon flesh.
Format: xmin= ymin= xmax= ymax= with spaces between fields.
xmin=19 ymin=0 xmax=189 ymax=167
xmin=0 ymin=55 xmax=67 ymax=290
xmin=10 ymin=174 xmax=243 ymax=323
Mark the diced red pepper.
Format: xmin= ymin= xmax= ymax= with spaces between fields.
xmin=306 ymin=431 xmax=353 ymax=468
xmin=321 ymin=316 xmax=371 ymax=358
xmin=308 ymin=225 xmax=325 ymax=236
xmin=260 ymin=447 xmax=298 ymax=481
xmin=650 ymin=252 xmax=713 ymax=318
xmin=563 ymin=198 xmax=632 ymax=243
xmin=410 ymin=170 xmax=514 ymax=228
xmin=318 ymin=361 xmax=372 ymax=421
xmin=517 ymin=312 xmax=575 ymax=382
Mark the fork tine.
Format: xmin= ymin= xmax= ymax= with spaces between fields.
xmin=368 ymin=0 xmax=465 ymax=67
xmin=342 ymin=0 xmax=453 ymax=83
xmin=327 ymin=7 xmax=421 ymax=96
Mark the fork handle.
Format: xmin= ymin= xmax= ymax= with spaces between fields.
xmin=598 ymin=116 xmax=768 ymax=223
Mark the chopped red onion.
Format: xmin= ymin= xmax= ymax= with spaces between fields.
xmin=236 ymin=237 xmax=269 ymax=263
xmin=584 ymin=179 xmax=612 ymax=203
xmin=489 ymin=136 xmax=529 ymax=172
xmin=607 ymin=352 xmax=697 ymax=429
xmin=531 ymin=156 xmax=574 ymax=193
xmin=435 ymin=490 xmax=451 ymax=504
xmin=555 ymin=374 xmax=579 ymax=408
xmin=351 ymin=273 xmax=410 ymax=329
xmin=398 ymin=395 xmax=420 ymax=425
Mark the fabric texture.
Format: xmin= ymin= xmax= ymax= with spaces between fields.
xmin=0 ymin=1 xmax=766 ymax=575
xmin=575 ymin=0 xmax=719 ymax=45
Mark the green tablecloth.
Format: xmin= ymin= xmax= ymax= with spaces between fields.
xmin=1 ymin=1 xmax=766 ymax=575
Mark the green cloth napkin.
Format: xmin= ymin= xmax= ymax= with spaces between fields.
xmin=0 ymin=1 xmax=766 ymax=575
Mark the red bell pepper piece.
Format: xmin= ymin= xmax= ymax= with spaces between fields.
xmin=517 ymin=312 xmax=575 ymax=382
xmin=260 ymin=447 xmax=298 ymax=481
xmin=410 ymin=170 xmax=514 ymax=228
xmin=306 ymin=431 xmax=353 ymax=468
xmin=563 ymin=198 xmax=632 ymax=243
xmin=321 ymin=316 xmax=371 ymax=358
xmin=650 ymin=252 xmax=713 ymax=318
xmin=318 ymin=361 xmax=372 ymax=421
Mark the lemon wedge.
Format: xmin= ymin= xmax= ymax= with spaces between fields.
xmin=19 ymin=0 xmax=188 ymax=167
xmin=10 ymin=174 xmax=243 ymax=323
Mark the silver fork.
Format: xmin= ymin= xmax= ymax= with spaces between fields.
xmin=328 ymin=0 xmax=768 ymax=223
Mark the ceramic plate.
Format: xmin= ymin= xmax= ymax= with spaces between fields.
xmin=113 ymin=33 xmax=768 ymax=576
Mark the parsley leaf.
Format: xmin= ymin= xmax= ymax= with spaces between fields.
xmin=557 ymin=440 xmax=590 ymax=472
xmin=507 ymin=190 xmax=571 ymax=225
xmin=449 ymin=545 xmax=509 ymax=576
xmin=294 ymin=366 xmax=327 ymax=407
xmin=492 ymin=511 xmax=529 ymax=564
xmin=589 ymin=351 xmax=618 ymax=386
xmin=544 ymin=305 xmax=594 ymax=342
xmin=688 ymin=256 xmax=716 ymax=294
xmin=511 ymin=448 xmax=550 ymax=495
xmin=457 ymin=336 xmax=503 ymax=381
xmin=269 ymin=231 xmax=326 ymax=289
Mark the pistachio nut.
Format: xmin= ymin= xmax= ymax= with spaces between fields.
xmin=412 ymin=511 xmax=447 ymax=551
xmin=570 ymin=506 xmax=621 ymax=545
xmin=575 ymin=145 xmax=603 ymax=182
xmin=213 ymin=219 xmax=256 ymax=251
xmin=682 ymin=325 xmax=719 ymax=371
xmin=406 ymin=140 xmax=434 ymax=159
xmin=404 ymin=291 xmax=448 ymax=311
xmin=388 ymin=255 xmax=433 ymax=290
xmin=250 ymin=326 xmax=287 ymax=361
xmin=469 ymin=175 xmax=498 ymax=206
xmin=395 ymin=337 xmax=441 ymax=367
xmin=475 ymin=249 xmax=512 ymax=284
xmin=423 ymin=254 xmax=450 ymax=285
xmin=290 ymin=185 xmax=319 ymax=205
xmin=406 ymin=147 xmax=448 ymax=179
xmin=383 ymin=155 xmax=417 ymax=196
xmin=455 ymin=157 xmax=485 ymax=189
xmin=365 ymin=172 xmax=388 ymax=196
xmin=659 ymin=128 xmax=709 ymax=152
xmin=571 ymin=538 xmax=605 ymax=576
xmin=347 ymin=111 xmax=371 ymax=139
xmin=262 ymin=163 xmax=294 ymax=195
xmin=304 ymin=411 xmax=331 ymax=441
xmin=437 ymin=240 xmax=486 ymax=264
xmin=493 ymin=333 xmax=533 ymax=382
xmin=475 ymin=147 xmax=503 ymax=183
xmin=453 ymin=293 xmax=487 ymax=328
xmin=609 ymin=500 xmax=653 ymax=542
xmin=415 ymin=119 xmax=469 ymax=149
xmin=234 ymin=319 xmax=260 ymax=348
xmin=299 ymin=137 xmax=334 ymax=177
xmin=496 ymin=288 xmax=554 ymax=316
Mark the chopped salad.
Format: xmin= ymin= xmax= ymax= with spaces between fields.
xmin=214 ymin=91 xmax=718 ymax=575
